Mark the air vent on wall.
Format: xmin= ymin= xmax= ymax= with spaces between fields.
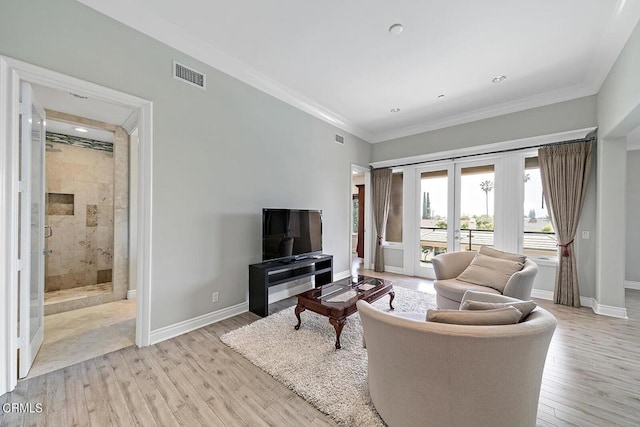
xmin=173 ymin=60 xmax=206 ymax=90
xmin=335 ymin=134 xmax=344 ymax=145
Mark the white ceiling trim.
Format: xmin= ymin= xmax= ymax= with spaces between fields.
xmin=77 ymin=0 xmax=373 ymax=142
xmin=371 ymin=83 xmax=595 ymax=143
xmin=370 ymin=127 xmax=597 ymax=169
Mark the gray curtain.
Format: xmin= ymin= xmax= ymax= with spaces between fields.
xmin=372 ymin=168 xmax=392 ymax=272
xmin=538 ymin=141 xmax=593 ymax=307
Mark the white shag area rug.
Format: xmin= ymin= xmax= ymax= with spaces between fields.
xmin=221 ymin=286 xmax=436 ymax=427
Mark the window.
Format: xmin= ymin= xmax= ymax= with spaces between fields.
xmin=385 ymin=172 xmax=403 ymax=243
xmin=419 ymin=169 xmax=448 ymax=263
xmin=523 ymin=156 xmax=557 ymax=257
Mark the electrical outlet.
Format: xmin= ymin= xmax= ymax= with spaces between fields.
xmin=212 ymin=292 xmax=219 ymax=303
xmin=582 ymin=231 xmax=590 ymax=239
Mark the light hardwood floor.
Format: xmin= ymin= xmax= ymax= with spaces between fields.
xmin=2 ymin=271 xmax=639 ymax=426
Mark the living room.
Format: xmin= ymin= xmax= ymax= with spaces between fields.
xmin=1 ymin=0 xmax=640 ymax=425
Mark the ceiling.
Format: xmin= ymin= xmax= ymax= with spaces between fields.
xmin=78 ymin=0 xmax=640 ymax=143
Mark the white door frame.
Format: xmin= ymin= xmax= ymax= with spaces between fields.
xmin=350 ymin=164 xmax=371 ymax=272
xmin=414 ymin=162 xmax=455 ymax=278
xmin=0 ymin=55 xmax=154 ymax=395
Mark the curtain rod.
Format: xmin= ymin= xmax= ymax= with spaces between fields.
xmin=373 ymin=135 xmax=596 ymax=170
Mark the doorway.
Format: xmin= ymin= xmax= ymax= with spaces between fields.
xmin=350 ymin=164 xmax=370 ymax=275
xmin=415 ymin=159 xmax=497 ymax=278
xmin=0 ymin=56 xmax=153 ymax=394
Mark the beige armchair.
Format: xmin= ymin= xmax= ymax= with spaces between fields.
xmin=433 ymin=250 xmax=538 ymax=309
xmin=357 ymin=291 xmax=556 ymax=427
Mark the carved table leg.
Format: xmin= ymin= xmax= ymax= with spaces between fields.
xmin=294 ymin=304 xmax=306 ymax=330
xmin=389 ymin=291 xmax=395 ymax=310
xmin=329 ymin=317 xmax=346 ymax=349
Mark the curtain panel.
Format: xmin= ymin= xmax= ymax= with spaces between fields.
xmin=371 ymin=168 xmax=392 ymax=272
xmin=538 ymin=141 xmax=593 ymax=307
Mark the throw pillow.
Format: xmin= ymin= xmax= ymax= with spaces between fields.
xmin=426 ymin=307 xmax=522 ymax=325
xmin=456 ymin=253 xmax=524 ymax=293
xmin=479 ymin=246 xmax=527 ymax=264
xmin=460 ymin=300 xmax=537 ymax=322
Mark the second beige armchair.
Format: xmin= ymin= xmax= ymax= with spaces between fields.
xmin=433 ymin=249 xmax=538 ymax=309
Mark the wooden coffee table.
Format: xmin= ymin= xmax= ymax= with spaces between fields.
xmin=294 ymin=275 xmax=394 ymax=349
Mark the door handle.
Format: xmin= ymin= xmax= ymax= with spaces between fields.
xmin=44 ymin=225 xmax=53 ymax=238
xmin=43 ymin=249 xmax=53 ymax=255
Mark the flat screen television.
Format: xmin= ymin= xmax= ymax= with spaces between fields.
xmin=262 ymin=208 xmax=323 ymax=262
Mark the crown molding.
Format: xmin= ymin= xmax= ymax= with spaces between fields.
xmin=370 ymin=127 xmax=597 ymax=169
xmin=369 ymin=83 xmax=596 ymax=143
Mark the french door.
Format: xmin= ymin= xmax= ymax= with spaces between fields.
xmin=415 ymin=159 xmax=497 ymax=278
xmin=18 ymin=81 xmax=46 ymax=378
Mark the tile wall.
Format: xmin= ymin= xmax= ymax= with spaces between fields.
xmin=44 ymin=141 xmax=114 ymax=293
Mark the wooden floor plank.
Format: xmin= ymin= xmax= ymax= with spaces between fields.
xmin=63 ymin=364 xmax=90 ymax=427
xmin=79 ymin=360 xmax=115 ymax=427
xmin=133 ymin=346 xmax=203 ymax=426
xmin=22 ymin=373 xmax=47 ymax=427
xmin=102 ymin=351 xmax=157 ymax=427
xmin=93 ymin=354 xmax=137 ymax=427
xmin=0 ymin=379 xmax=29 ymax=427
xmin=119 ymin=347 xmax=179 ymax=427
xmin=156 ymin=336 xmax=249 ymax=426
xmin=147 ymin=343 xmax=225 ymax=426
xmin=44 ymin=369 xmax=67 ymax=427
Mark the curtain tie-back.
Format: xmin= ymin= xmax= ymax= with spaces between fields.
xmin=558 ymin=239 xmax=574 ymax=257
xmin=377 ymin=235 xmax=383 ymax=245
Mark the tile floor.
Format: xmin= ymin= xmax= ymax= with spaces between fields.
xmin=27 ymin=298 xmax=136 ymax=379
xmin=44 ymin=283 xmax=114 ymax=315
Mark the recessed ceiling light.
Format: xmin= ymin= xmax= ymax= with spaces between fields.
xmin=390 ymin=108 xmax=401 ymax=113
xmin=74 ymin=127 xmax=88 ymax=133
xmin=388 ymin=24 xmax=403 ymax=35
xmin=437 ymin=94 xmax=445 ymax=99
xmin=492 ymin=75 xmax=507 ymax=83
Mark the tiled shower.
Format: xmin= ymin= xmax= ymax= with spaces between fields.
xmin=44 ymin=126 xmax=129 ymax=315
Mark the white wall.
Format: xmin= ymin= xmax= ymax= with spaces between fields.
xmin=0 ymin=0 xmax=370 ymax=331
xmin=627 ymin=150 xmax=640 ymax=283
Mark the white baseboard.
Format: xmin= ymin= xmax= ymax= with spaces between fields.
xmin=126 ymin=289 xmax=137 ymax=300
xmin=530 ymin=289 xmax=554 ymax=301
xmin=591 ymin=300 xmax=628 ymax=319
xmin=530 ymin=289 xmax=627 ymax=318
xmin=383 ymin=265 xmax=404 ymax=275
xmin=625 ymin=280 xmax=640 ymax=290
xmin=149 ymin=301 xmax=248 ymax=345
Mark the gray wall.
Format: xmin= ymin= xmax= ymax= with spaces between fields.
xmin=597 ymin=20 xmax=640 ymax=138
xmin=596 ymin=19 xmax=640 ymax=307
xmin=0 ymin=0 xmax=371 ymax=330
xmin=371 ymin=96 xmax=597 ymax=163
xmin=627 ymin=150 xmax=640 ymax=283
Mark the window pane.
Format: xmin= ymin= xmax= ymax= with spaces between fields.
xmin=385 ymin=172 xmax=403 ymax=242
xmin=420 ymin=170 xmax=448 ymax=264
xmin=459 ymin=165 xmax=495 ymax=251
xmin=524 ymin=158 xmax=557 ymax=256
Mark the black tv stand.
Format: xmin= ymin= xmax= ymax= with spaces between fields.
xmin=249 ymin=254 xmax=333 ymax=317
